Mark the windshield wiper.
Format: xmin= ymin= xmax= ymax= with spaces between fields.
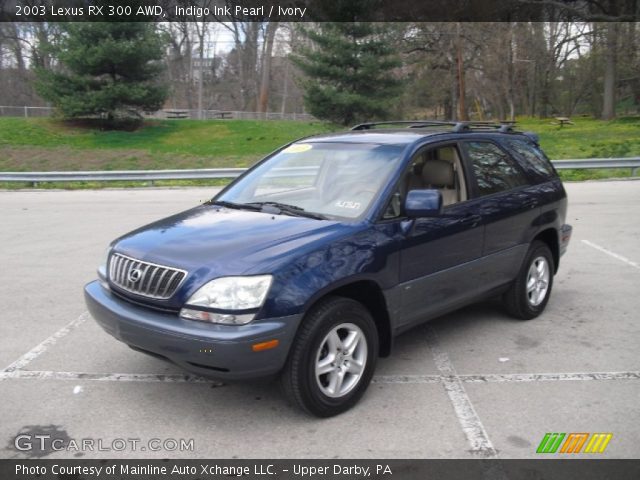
xmin=207 ymin=200 xmax=261 ymax=211
xmin=246 ymin=202 xmax=328 ymax=220
xmin=208 ymin=200 xmax=326 ymax=220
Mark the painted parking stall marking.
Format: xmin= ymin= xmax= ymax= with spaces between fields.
xmin=1 ymin=312 xmax=89 ymax=375
xmin=582 ymin=239 xmax=640 ymax=270
xmin=375 ymin=371 xmax=640 ymax=384
xmin=3 ymin=369 xmax=639 ymax=385
xmin=423 ymin=326 xmax=499 ymax=459
xmin=0 ymin=369 xmax=224 ymax=385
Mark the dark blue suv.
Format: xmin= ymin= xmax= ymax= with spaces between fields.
xmin=85 ymin=121 xmax=572 ymax=417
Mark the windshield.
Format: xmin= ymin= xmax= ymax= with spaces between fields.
xmin=216 ymin=142 xmax=405 ymax=219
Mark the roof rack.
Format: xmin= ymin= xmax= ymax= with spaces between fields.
xmin=351 ymin=120 xmax=518 ymax=133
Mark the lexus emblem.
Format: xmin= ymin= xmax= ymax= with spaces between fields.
xmin=128 ymin=268 xmax=142 ymax=283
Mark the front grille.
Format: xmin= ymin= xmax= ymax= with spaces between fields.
xmin=108 ymin=253 xmax=187 ymax=300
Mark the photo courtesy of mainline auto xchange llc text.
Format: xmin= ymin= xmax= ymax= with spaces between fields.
xmin=0 ymin=0 xmax=639 ymax=479
xmin=14 ymin=462 xmax=393 ymax=477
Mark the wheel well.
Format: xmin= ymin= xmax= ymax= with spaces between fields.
xmin=533 ymin=228 xmax=559 ymax=273
xmin=320 ymin=281 xmax=392 ymax=357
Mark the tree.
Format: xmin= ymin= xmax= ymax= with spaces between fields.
xmin=258 ymin=21 xmax=279 ymax=113
xmin=294 ymin=22 xmax=403 ymax=125
xmin=36 ymin=22 xmax=167 ymax=126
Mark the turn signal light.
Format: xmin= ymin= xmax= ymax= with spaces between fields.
xmin=252 ymin=339 xmax=279 ymax=352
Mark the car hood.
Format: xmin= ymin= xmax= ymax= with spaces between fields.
xmin=113 ymin=204 xmax=348 ymax=280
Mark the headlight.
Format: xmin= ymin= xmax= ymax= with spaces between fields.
xmin=97 ymin=247 xmax=112 ymax=290
xmin=180 ymin=275 xmax=273 ymax=325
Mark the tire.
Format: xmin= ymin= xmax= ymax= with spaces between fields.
xmin=503 ymin=240 xmax=554 ymax=320
xmin=281 ymin=296 xmax=378 ymax=417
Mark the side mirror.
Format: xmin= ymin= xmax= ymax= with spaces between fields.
xmin=405 ymin=189 xmax=443 ymax=217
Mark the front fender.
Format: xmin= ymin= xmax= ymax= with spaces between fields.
xmin=259 ymin=224 xmax=399 ymax=318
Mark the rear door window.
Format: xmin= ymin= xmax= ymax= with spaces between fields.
xmin=463 ymin=141 xmax=528 ymax=197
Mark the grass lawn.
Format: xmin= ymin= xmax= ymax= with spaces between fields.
xmin=518 ymin=116 xmax=640 ymax=181
xmin=0 ymin=116 xmax=638 ymax=187
xmin=0 ymin=118 xmax=333 ymax=171
xmin=520 ymin=116 xmax=640 ymax=159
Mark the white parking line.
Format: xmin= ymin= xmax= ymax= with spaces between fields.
xmin=582 ymin=240 xmax=640 ymax=270
xmin=375 ymin=371 xmax=640 ymax=384
xmin=1 ymin=312 xmax=89 ymax=374
xmin=3 ymin=370 xmax=638 ymax=384
xmin=423 ymin=327 xmax=499 ymax=459
xmin=0 ymin=369 xmax=223 ymax=385
xmin=374 ymin=375 xmax=441 ymax=384
xmin=459 ymin=371 xmax=640 ymax=383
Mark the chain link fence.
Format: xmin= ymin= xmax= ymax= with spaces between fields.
xmin=0 ymin=106 xmax=53 ymax=118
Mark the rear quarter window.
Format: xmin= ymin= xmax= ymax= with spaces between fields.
xmin=504 ymin=138 xmax=556 ymax=179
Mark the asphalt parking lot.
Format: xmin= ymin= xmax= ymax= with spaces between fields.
xmin=1 ymin=180 xmax=639 ymax=459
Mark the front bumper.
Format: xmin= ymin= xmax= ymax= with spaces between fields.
xmin=84 ymin=280 xmax=302 ymax=380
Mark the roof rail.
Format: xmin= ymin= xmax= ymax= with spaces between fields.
xmin=351 ymin=120 xmax=457 ymax=131
xmin=351 ymin=120 xmax=518 ymax=133
xmin=453 ymin=121 xmax=517 ymax=133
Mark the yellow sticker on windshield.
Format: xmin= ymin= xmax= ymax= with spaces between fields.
xmin=283 ymin=143 xmax=312 ymax=153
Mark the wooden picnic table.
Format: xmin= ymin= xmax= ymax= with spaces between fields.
xmin=552 ymin=116 xmax=574 ymax=127
xmin=165 ymin=109 xmax=189 ymax=119
xmin=210 ymin=111 xmax=233 ymax=119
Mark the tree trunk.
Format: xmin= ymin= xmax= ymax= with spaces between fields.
xmin=450 ymin=66 xmax=458 ymax=121
xmin=602 ymin=23 xmax=618 ymax=120
xmin=506 ymin=23 xmax=516 ymax=121
xmin=185 ymin=31 xmax=194 ymax=110
xmin=455 ymin=23 xmax=468 ymax=121
xmin=280 ymin=56 xmax=290 ymax=114
xmin=258 ymin=22 xmax=278 ymax=114
xmin=237 ymin=23 xmax=260 ymax=111
xmin=194 ymin=20 xmax=210 ymax=119
xmin=528 ymin=61 xmax=537 ymax=117
xmin=8 ymin=23 xmax=25 ymax=71
xmin=533 ymin=22 xmax=551 ymax=118
xmin=197 ymin=38 xmax=205 ymax=119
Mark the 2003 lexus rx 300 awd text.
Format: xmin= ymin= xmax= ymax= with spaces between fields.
xmin=85 ymin=120 xmax=572 ymax=417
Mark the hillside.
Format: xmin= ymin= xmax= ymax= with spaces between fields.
xmin=0 ymin=116 xmax=638 ymax=184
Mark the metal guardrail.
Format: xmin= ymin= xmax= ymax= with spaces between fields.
xmin=0 ymin=158 xmax=638 ymax=184
xmin=551 ymin=158 xmax=640 ymax=174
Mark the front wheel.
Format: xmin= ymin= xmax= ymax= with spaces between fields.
xmin=503 ymin=241 xmax=554 ymax=320
xmin=281 ymin=296 xmax=378 ymax=417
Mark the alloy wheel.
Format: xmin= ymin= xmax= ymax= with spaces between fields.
xmin=315 ymin=323 xmax=368 ymax=398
